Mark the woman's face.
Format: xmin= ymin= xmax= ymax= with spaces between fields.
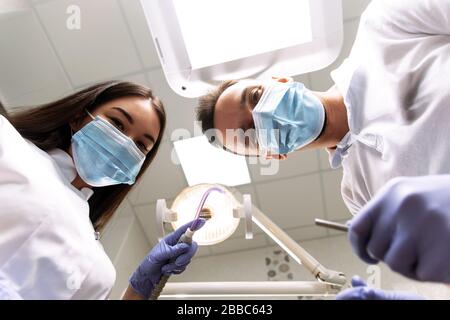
xmin=74 ymin=96 xmax=162 ymax=156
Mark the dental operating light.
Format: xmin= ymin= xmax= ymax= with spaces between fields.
xmin=156 ymin=184 xmax=253 ymax=245
xmin=140 ymin=0 xmax=343 ymax=97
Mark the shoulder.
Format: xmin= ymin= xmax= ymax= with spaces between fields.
xmin=0 ymin=115 xmax=29 ymax=154
xmin=0 ymin=115 xmax=16 ymax=133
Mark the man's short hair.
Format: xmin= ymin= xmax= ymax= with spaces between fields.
xmin=196 ymin=80 xmax=238 ymax=136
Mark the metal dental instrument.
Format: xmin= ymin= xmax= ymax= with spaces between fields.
xmin=315 ymin=219 xmax=349 ymax=233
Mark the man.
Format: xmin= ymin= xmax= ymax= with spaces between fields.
xmin=196 ymin=0 xmax=450 ymax=299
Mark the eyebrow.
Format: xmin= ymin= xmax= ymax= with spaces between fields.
xmin=113 ymin=107 xmax=134 ymax=124
xmin=144 ymin=134 xmax=156 ymax=145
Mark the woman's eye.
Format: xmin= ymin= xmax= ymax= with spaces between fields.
xmin=111 ymin=118 xmax=124 ymax=131
xmin=137 ymin=142 xmax=149 ymax=153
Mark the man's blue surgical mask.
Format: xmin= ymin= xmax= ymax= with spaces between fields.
xmin=71 ymin=111 xmax=145 ymax=187
xmin=252 ymin=82 xmax=325 ymax=155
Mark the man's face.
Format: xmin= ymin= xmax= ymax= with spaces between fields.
xmin=213 ymin=77 xmax=291 ymax=159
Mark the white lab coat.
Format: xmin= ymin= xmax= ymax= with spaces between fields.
xmin=0 ymin=115 xmax=116 ymax=299
xmin=329 ymin=0 xmax=450 ymax=214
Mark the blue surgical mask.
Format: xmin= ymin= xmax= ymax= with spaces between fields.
xmin=252 ymin=82 xmax=325 ymax=155
xmin=71 ymin=112 xmax=145 ymax=187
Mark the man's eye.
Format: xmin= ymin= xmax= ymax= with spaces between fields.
xmin=251 ymin=87 xmax=263 ymax=105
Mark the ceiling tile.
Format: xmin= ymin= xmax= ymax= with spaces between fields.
xmin=128 ymin=140 xmax=187 ymax=206
xmin=255 ymin=173 xmax=325 ymax=229
xmin=209 ymin=233 xmax=268 ymax=255
xmin=342 ymin=0 xmax=371 ymax=21
xmin=133 ymin=202 xmax=160 ymax=246
xmin=111 ymin=218 xmax=151 ymax=274
xmin=118 ymin=0 xmax=160 ymax=68
xmin=0 ymin=10 xmax=71 ymax=106
xmin=321 ymin=170 xmax=352 ymax=221
xmin=319 ymin=149 xmax=332 ymax=170
xmin=101 ymin=200 xmax=135 ymax=262
xmin=248 ymin=149 xmax=320 ymax=183
xmin=282 ymin=225 xmax=327 ymax=243
xmin=118 ymin=72 xmax=149 ymax=86
xmin=35 ymin=0 xmax=142 ymax=86
xmin=146 ymin=68 xmax=198 ymax=138
xmin=292 ymin=73 xmax=310 ymax=87
xmin=73 ymin=72 xmax=149 ymax=94
xmin=309 ymin=19 xmax=360 ymax=91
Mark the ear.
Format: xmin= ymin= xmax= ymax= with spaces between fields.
xmin=69 ymin=112 xmax=88 ymax=133
xmin=272 ymin=76 xmax=294 ymax=84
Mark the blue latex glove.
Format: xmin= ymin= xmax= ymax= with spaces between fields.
xmin=129 ymin=219 xmax=206 ymax=299
xmin=336 ymin=277 xmax=424 ymax=300
xmin=349 ymin=176 xmax=450 ymax=283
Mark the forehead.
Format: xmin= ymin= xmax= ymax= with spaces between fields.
xmin=222 ymin=79 xmax=262 ymax=98
xmin=99 ymin=97 xmax=161 ymax=134
xmin=102 ymin=96 xmax=151 ymax=111
xmin=216 ymin=79 xmax=263 ymax=112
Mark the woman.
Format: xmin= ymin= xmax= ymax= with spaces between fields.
xmin=0 ymin=81 xmax=200 ymax=300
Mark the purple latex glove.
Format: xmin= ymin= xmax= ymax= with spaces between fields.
xmin=336 ymin=277 xmax=424 ymax=300
xmin=0 ymin=284 xmax=22 ymax=300
xmin=349 ymin=176 xmax=450 ymax=283
xmin=0 ymin=272 xmax=22 ymax=300
xmin=129 ymin=219 xmax=206 ymax=299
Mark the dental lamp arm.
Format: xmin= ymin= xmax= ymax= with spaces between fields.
xmin=250 ymin=202 xmax=346 ymax=286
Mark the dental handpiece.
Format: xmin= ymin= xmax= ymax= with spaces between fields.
xmin=149 ymin=228 xmax=195 ymax=300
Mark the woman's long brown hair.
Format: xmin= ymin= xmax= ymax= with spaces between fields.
xmin=6 ymin=81 xmax=166 ymax=231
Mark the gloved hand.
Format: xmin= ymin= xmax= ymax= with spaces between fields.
xmin=0 ymin=277 xmax=22 ymax=300
xmin=0 ymin=284 xmax=22 ymax=300
xmin=349 ymin=175 xmax=450 ymax=283
xmin=336 ymin=277 xmax=424 ymax=300
xmin=129 ymin=219 xmax=206 ymax=299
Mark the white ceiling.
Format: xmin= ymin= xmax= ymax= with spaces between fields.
xmin=0 ymin=0 xmax=372 ymax=257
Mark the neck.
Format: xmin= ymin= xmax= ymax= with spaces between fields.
xmin=309 ymin=87 xmax=349 ymax=149
xmin=66 ymin=145 xmax=92 ymax=190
